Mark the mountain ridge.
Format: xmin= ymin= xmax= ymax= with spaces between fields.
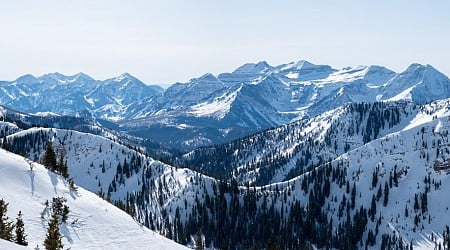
xmin=3 ymin=98 xmax=450 ymax=249
xmin=1 ymin=60 xmax=449 ymax=150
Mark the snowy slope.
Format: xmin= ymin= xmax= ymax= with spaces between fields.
xmin=325 ymin=112 xmax=450 ymax=249
xmin=178 ymin=99 xmax=450 ymax=188
xmin=4 ymin=108 xmax=450 ymax=248
xmin=0 ymin=148 xmax=188 ymax=249
xmin=3 ymin=127 xmax=223 ymax=247
xmin=0 ymin=239 xmax=27 ymax=249
xmin=233 ymin=109 xmax=450 ymax=249
xmin=178 ymin=101 xmax=413 ymax=184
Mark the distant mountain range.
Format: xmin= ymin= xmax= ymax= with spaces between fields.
xmin=1 ymin=61 xmax=449 ymax=150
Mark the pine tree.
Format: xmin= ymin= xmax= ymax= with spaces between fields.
xmin=195 ymin=228 xmax=203 ymax=250
xmin=370 ymin=195 xmax=376 ymax=221
xmin=62 ymin=205 xmax=69 ymax=223
xmin=43 ymin=141 xmax=57 ymax=172
xmin=51 ymin=197 xmax=69 ymax=222
xmin=371 ymin=171 xmax=378 ymax=188
xmin=376 ymin=184 xmax=382 ymax=201
xmin=15 ymin=211 xmax=28 ymax=246
xmin=383 ymin=182 xmax=389 ymax=207
xmin=393 ymin=165 xmax=398 ymax=187
xmin=0 ymin=199 xmax=14 ymax=241
xmin=414 ymin=194 xmax=420 ymax=212
xmin=44 ymin=212 xmax=63 ymax=250
xmin=1 ymin=135 xmax=8 ymax=150
xmin=351 ymin=182 xmax=356 ymax=209
xmin=421 ymin=192 xmax=428 ymax=214
xmin=58 ymin=155 xmax=69 ymax=179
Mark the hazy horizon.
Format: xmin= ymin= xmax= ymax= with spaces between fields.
xmin=1 ymin=1 xmax=449 ymax=86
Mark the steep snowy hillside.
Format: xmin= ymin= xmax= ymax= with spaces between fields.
xmin=4 ymin=111 xmax=450 ymax=249
xmin=177 ymin=101 xmax=413 ymax=184
xmin=177 ymin=99 xmax=450 ymax=187
xmin=0 ymin=148 xmax=187 ymax=249
xmin=4 ymin=127 xmax=237 ymax=247
xmin=174 ymin=99 xmax=450 ymax=249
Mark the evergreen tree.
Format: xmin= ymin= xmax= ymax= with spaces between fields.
xmin=370 ymin=195 xmax=376 ymax=221
xmin=1 ymin=135 xmax=8 ymax=150
xmin=15 ymin=211 xmax=28 ymax=246
xmin=383 ymin=182 xmax=389 ymax=207
xmin=51 ymin=197 xmax=69 ymax=222
xmin=371 ymin=171 xmax=378 ymax=188
xmin=58 ymin=155 xmax=69 ymax=179
xmin=376 ymin=184 xmax=382 ymax=201
xmin=393 ymin=165 xmax=398 ymax=187
xmin=414 ymin=194 xmax=420 ymax=212
xmin=0 ymin=199 xmax=14 ymax=241
xmin=62 ymin=205 xmax=69 ymax=223
xmin=351 ymin=182 xmax=356 ymax=209
xmin=44 ymin=212 xmax=63 ymax=250
xmin=43 ymin=141 xmax=57 ymax=172
xmin=421 ymin=192 xmax=428 ymax=214
xmin=195 ymin=228 xmax=203 ymax=250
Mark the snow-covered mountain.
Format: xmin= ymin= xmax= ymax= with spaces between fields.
xmin=172 ymin=98 xmax=450 ymax=248
xmin=0 ymin=147 xmax=187 ymax=249
xmin=119 ymin=61 xmax=450 ymax=150
xmin=0 ymin=72 xmax=163 ymax=121
xmin=3 ymin=98 xmax=450 ymax=249
xmin=177 ymin=99 xmax=450 ymax=185
xmin=1 ymin=61 xmax=449 ymax=150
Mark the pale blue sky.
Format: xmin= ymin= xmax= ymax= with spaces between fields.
xmin=0 ymin=1 xmax=449 ymax=86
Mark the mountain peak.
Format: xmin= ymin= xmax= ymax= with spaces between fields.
xmin=186 ymin=73 xmax=223 ymax=88
xmin=119 ymin=72 xmax=133 ymax=78
xmin=113 ymin=72 xmax=142 ymax=83
xmin=38 ymin=72 xmax=94 ymax=83
xmin=15 ymin=74 xmax=38 ymax=83
xmin=41 ymin=72 xmax=66 ymax=79
xmin=363 ymin=65 xmax=396 ymax=81
xmin=405 ymin=63 xmax=428 ymax=72
xmin=295 ymin=60 xmax=315 ymax=69
xmin=255 ymin=60 xmax=271 ymax=68
xmin=233 ymin=61 xmax=273 ymax=74
xmin=198 ymin=72 xmax=217 ymax=80
xmin=401 ymin=63 xmax=447 ymax=79
xmin=74 ymin=72 xmax=94 ymax=80
xmin=404 ymin=63 xmax=442 ymax=74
